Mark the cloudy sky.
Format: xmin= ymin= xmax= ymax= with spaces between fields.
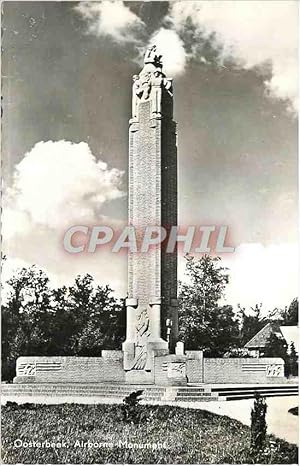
xmin=2 ymin=1 xmax=298 ymax=311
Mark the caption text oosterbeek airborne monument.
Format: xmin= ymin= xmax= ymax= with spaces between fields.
xmin=13 ymin=47 xmax=285 ymax=387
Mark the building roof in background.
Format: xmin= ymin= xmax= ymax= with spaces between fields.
xmin=245 ymin=322 xmax=298 ymax=350
xmin=244 ymin=322 xmax=282 ymax=349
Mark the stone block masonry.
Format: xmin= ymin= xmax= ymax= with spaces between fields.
xmin=123 ymin=45 xmax=178 ymax=377
xmin=13 ymin=354 xmax=286 ymax=385
xmin=13 ymin=354 xmax=125 ymax=384
xmin=14 ymin=351 xmax=203 ymax=385
xmin=204 ymin=358 xmax=286 ymax=384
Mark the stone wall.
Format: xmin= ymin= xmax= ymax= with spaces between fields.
xmin=14 ymin=352 xmax=125 ymax=384
xmin=203 ymin=357 xmax=285 ymax=384
xmin=13 ymin=354 xmax=286 ymax=385
xmin=154 ymin=354 xmax=187 ymax=386
xmin=154 ymin=351 xmax=204 ymax=385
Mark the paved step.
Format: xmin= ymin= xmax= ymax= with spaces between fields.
xmin=214 ymin=388 xmax=298 ymax=396
xmin=175 ymin=392 xmax=213 ymax=398
xmin=2 ymin=385 xmax=165 ymax=391
xmin=2 ymin=383 xmax=298 ymax=404
xmin=211 ymin=384 xmax=298 ymax=401
xmin=2 ymin=390 xmax=163 ymax=397
xmin=2 ymin=385 xmax=157 ymax=390
xmin=175 ymin=396 xmax=220 ymax=402
xmin=224 ymin=392 xmax=297 ymax=401
xmin=1 ymin=393 xmax=165 ymax=400
xmin=1 ymin=383 xmax=221 ymax=403
xmin=211 ymin=384 xmax=298 ymax=392
xmin=178 ymin=387 xmax=206 ymax=393
xmin=2 ymin=390 xmax=165 ymax=397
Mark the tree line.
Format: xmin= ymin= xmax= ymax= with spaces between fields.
xmin=2 ymin=255 xmax=298 ymax=380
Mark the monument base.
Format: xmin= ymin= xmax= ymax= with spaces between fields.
xmin=122 ymin=338 xmax=168 ymax=370
xmin=124 ymin=370 xmax=154 ymax=385
xmin=12 ymin=352 xmax=286 ymax=386
xmin=13 ymin=352 xmax=125 ymax=384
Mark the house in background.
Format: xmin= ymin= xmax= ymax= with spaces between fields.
xmin=244 ymin=322 xmax=298 ymax=357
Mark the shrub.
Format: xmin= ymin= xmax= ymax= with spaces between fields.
xmin=121 ymin=390 xmax=144 ymax=424
xmin=250 ymin=393 xmax=267 ymax=457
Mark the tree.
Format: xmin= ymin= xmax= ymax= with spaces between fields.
xmin=31 ymin=273 xmax=125 ymax=357
xmin=75 ymin=280 xmax=125 ymax=355
xmin=2 ymin=266 xmax=125 ymax=381
xmin=2 ymin=266 xmax=53 ymax=380
xmin=287 ymin=342 xmax=298 ymax=377
xmin=263 ymin=333 xmax=299 ymax=377
xmin=44 ymin=285 xmax=75 ymax=355
xmin=263 ymin=332 xmax=292 ymax=376
xmin=278 ymin=298 xmax=298 ymax=325
xmin=263 ymin=333 xmax=288 ymax=359
xmin=238 ymin=304 xmax=267 ymax=346
xmin=178 ymin=255 xmax=240 ymax=356
xmin=250 ymin=394 xmax=267 ymax=457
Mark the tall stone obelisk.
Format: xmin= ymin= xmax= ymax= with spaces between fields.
xmin=123 ymin=46 xmax=178 ymax=383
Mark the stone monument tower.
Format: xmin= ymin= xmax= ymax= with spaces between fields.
xmin=122 ymin=46 xmax=178 ymax=382
xmin=12 ymin=46 xmax=286 ymax=389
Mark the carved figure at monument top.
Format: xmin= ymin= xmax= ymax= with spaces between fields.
xmin=144 ymin=44 xmax=162 ymax=69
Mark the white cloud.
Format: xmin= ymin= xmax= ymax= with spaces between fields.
xmin=222 ymin=243 xmax=298 ymax=311
xmin=179 ymin=242 xmax=298 ymax=312
xmin=3 ymin=140 xmax=124 ymax=234
xmin=169 ymin=0 xmax=298 ymax=111
xmin=74 ymin=1 xmax=298 ymax=110
xmin=74 ymin=1 xmax=144 ymax=42
xmin=148 ymin=28 xmax=186 ymax=76
xmin=2 ymin=140 xmax=127 ymax=296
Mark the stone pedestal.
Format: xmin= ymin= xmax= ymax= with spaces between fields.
xmin=123 ymin=297 xmax=168 ymax=377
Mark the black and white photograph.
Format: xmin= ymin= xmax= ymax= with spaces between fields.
xmin=1 ymin=1 xmax=299 ymax=464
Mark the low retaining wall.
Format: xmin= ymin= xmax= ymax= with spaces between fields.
xmin=13 ymin=354 xmax=285 ymax=385
xmin=13 ymin=352 xmax=125 ymax=384
xmin=203 ymin=357 xmax=285 ymax=384
xmin=13 ymin=351 xmax=204 ymax=386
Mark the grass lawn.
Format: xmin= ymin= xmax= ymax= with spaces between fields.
xmin=1 ymin=402 xmax=298 ymax=464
